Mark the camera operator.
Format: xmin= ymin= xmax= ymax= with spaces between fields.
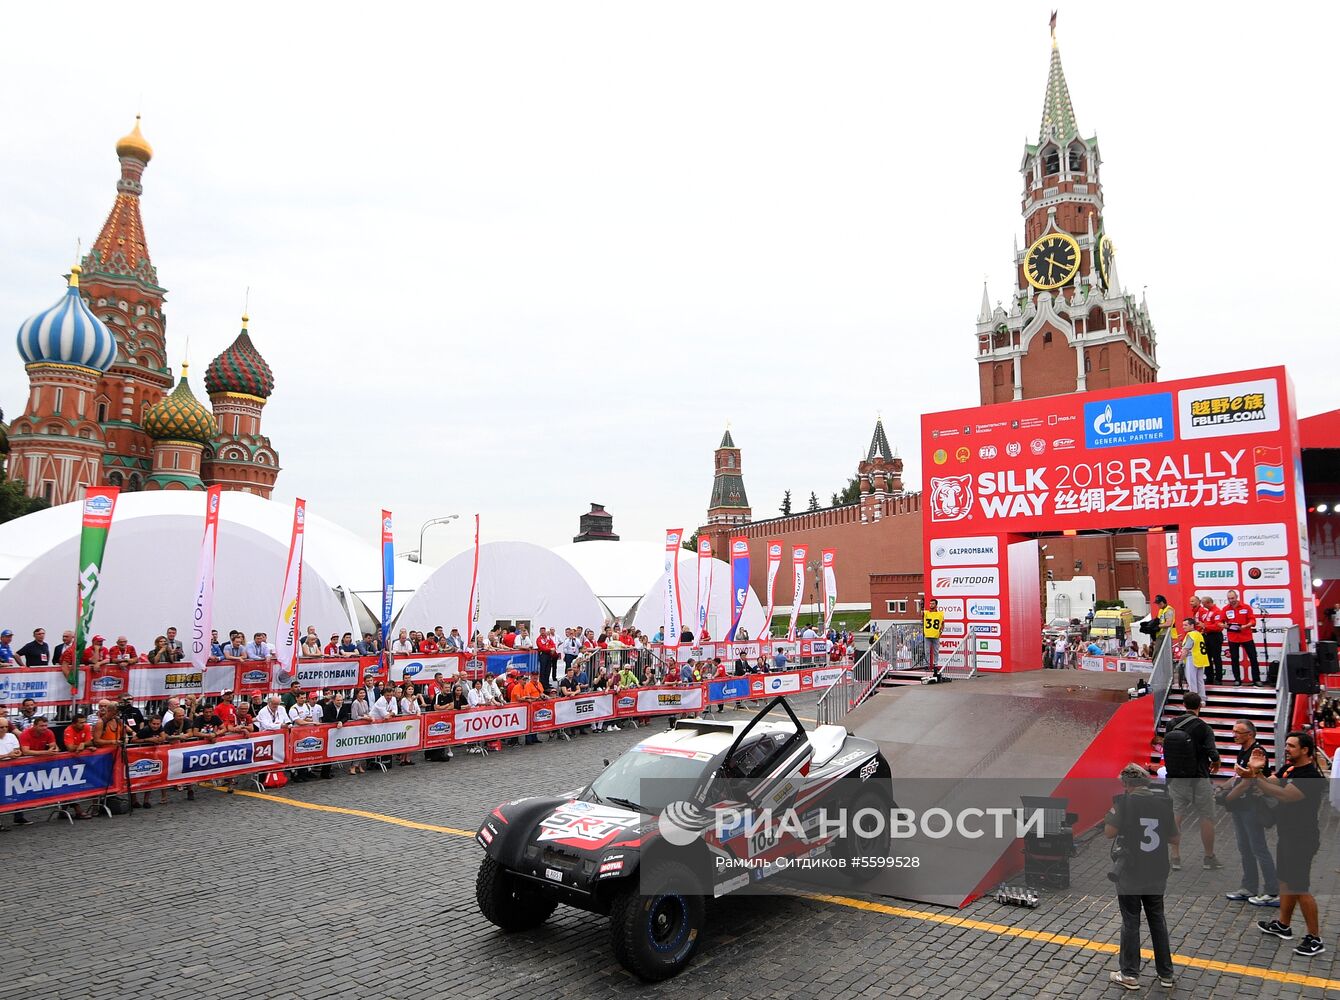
xmin=1104 ymin=762 xmax=1179 ymax=991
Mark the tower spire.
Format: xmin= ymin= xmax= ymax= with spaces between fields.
xmin=1038 ymin=17 xmax=1079 ymax=143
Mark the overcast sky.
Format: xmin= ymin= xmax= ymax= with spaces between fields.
xmin=3 ymin=2 xmax=1336 ymax=563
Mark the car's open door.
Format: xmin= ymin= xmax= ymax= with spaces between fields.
xmin=717 ymin=696 xmax=813 ymax=815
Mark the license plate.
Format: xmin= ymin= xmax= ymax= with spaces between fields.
xmin=545 ymin=867 xmax=563 ymax=882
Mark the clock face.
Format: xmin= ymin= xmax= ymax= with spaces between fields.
xmin=1097 ymin=234 xmax=1116 ymax=290
xmin=1024 ymin=232 xmax=1081 ymax=290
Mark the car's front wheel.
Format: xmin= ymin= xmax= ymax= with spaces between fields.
xmin=609 ymin=861 xmax=706 ymax=981
xmin=476 ymin=855 xmax=558 ymax=931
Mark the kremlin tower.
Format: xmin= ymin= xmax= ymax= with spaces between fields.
xmin=8 ymin=118 xmax=281 ymax=502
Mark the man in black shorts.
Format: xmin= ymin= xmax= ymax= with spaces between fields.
xmin=1250 ymin=731 xmax=1326 ymax=957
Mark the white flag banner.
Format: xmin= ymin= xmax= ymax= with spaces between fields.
xmin=189 ymin=487 xmax=222 ymax=672
xmin=787 ymin=545 xmax=808 ymax=641
xmin=664 ymin=529 xmax=683 ymax=642
xmin=761 ymin=540 xmax=782 ymax=637
xmin=273 ymin=498 xmax=306 ymax=685
xmin=696 ymin=537 xmax=713 ymax=639
xmin=821 ymin=548 xmax=837 ymax=631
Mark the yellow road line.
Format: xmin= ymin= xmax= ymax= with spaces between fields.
xmin=223 ymin=786 xmax=475 ymax=837
xmin=224 ymin=787 xmax=1340 ymax=993
xmin=801 ymin=892 xmax=1340 ymax=993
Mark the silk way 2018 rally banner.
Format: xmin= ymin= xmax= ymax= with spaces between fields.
xmin=921 ymin=365 xmax=1310 ymax=671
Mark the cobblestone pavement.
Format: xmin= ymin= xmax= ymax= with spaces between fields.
xmin=4 ymin=695 xmax=1338 ymax=999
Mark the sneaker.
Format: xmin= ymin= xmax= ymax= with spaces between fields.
xmin=1258 ymin=919 xmax=1294 ymax=940
xmin=1203 ymin=855 xmax=1225 ymax=870
xmin=1225 ymin=888 xmax=1253 ymax=901
xmin=13 ymin=815 xmax=31 ymax=825
xmin=447 ymin=749 xmax=454 ymax=760
xmin=1156 ymin=975 xmax=1175 ymax=988
xmin=1249 ymin=894 xmax=1280 ymax=907
xmin=1170 ymin=856 xmax=1182 ymax=871
xmin=1107 ymin=972 xmax=1140 ymax=991
xmin=607 ymin=725 xmax=620 ymax=732
xmin=1293 ymin=935 xmax=1326 ymax=957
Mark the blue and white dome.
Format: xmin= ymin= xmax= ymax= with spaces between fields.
xmin=17 ymin=265 xmax=118 ymax=373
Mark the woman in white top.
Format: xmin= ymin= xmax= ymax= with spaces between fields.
xmin=347 ymin=690 xmax=371 ymax=774
xmin=396 ymin=684 xmax=421 ymax=766
xmin=481 ymin=675 xmax=504 ymax=706
xmin=466 ymin=679 xmax=486 ymax=708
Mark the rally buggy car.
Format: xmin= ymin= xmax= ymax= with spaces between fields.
xmin=474 ymin=697 xmax=894 ymax=980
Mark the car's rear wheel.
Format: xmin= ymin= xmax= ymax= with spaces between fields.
xmin=476 ymin=855 xmax=558 ymax=931
xmin=609 ymin=861 xmax=705 ymax=981
xmin=837 ymin=787 xmax=893 ymax=877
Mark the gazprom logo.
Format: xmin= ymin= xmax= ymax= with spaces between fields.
xmin=1197 ymin=531 xmax=1234 ymax=553
xmin=1084 ymin=393 xmax=1173 ymax=449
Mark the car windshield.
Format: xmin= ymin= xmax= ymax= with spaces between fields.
xmin=588 ymin=746 xmax=715 ymax=814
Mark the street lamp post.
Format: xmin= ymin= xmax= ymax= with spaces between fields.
xmin=409 ymin=514 xmax=460 ymax=563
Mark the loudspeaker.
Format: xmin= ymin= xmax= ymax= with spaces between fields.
xmin=1286 ymin=652 xmax=1320 ymax=695
xmin=1316 ymin=640 xmax=1338 ymax=675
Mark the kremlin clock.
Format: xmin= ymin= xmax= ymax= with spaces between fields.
xmin=1097 ymin=233 xmax=1116 ymax=291
xmin=1024 ymin=232 xmax=1080 ymax=290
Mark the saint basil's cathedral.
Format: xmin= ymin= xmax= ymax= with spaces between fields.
xmin=7 ymin=118 xmax=280 ymax=504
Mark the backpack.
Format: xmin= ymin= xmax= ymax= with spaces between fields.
xmin=1162 ymin=716 xmax=1203 ymax=778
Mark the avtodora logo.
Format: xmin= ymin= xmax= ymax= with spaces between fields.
xmin=929 ymin=476 xmax=973 ymax=522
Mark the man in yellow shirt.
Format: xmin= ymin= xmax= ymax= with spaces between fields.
xmin=923 ymin=599 xmax=945 ymax=671
xmin=1180 ymin=617 xmax=1209 ymax=700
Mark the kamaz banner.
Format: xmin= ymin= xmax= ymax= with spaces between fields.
xmin=73 ymin=486 xmax=119 ymax=687
xmin=1 ymin=750 xmax=118 ymax=810
xmin=190 ymin=487 xmax=223 ymax=673
xmin=922 ymin=366 xmax=1307 ymax=671
xmin=664 ymin=528 xmax=684 ymax=642
xmin=273 ymin=498 xmax=306 ymax=686
xmin=727 ymin=535 xmax=750 ymax=641
xmin=787 ymin=544 xmax=808 ymax=641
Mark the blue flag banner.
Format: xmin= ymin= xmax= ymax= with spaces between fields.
xmin=1 ymin=750 xmax=118 ymax=810
xmin=380 ymin=510 xmax=395 ymax=651
xmin=727 ymin=535 xmax=750 ymax=641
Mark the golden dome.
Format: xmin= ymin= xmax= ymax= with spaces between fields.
xmin=144 ymin=364 xmax=217 ymax=444
xmin=115 ymin=115 xmax=154 ymax=162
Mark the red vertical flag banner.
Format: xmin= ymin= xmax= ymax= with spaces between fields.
xmin=787 ymin=544 xmax=808 ymax=641
xmin=273 ymin=498 xmax=306 ymax=685
xmin=72 ymin=487 xmax=119 ymax=688
xmin=465 ymin=514 xmax=481 ymax=642
xmin=761 ymin=539 xmax=783 ymax=638
xmin=189 ymin=487 xmax=223 ymax=672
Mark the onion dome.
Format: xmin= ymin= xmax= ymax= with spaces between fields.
xmin=204 ymin=314 xmax=274 ymax=399
xmin=116 ymin=115 xmax=153 ymax=162
xmin=16 ymin=265 xmax=118 ymax=372
xmin=144 ymin=363 xmax=218 ymax=443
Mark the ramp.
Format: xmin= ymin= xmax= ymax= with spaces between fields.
xmin=840 ymin=671 xmax=1152 ymax=907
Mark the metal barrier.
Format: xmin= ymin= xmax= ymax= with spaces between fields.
xmin=816 ymin=627 xmax=895 ymax=727
xmin=934 ymin=637 xmax=978 ymax=681
xmin=1148 ymin=633 xmax=1175 ymax=727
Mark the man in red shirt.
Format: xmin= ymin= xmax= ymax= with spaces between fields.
xmin=81 ymin=635 xmax=109 ymax=668
xmin=501 ymin=628 xmax=517 ymax=649
xmin=535 ymin=627 xmax=557 ymax=692
xmin=1222 ymin=590 xmax=1260 ymax=686
xmin=19 ymin=716 xmax=59 ymax=756
xmin=110 ymin=635 xmax=138 ymax=666
xmin=1196 ymin=596 xmax=1226 ymax=685
xmin=213 ymin=692 xmax=238 ymax=729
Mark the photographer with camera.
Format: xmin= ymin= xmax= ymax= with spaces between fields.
xmin=1104 ymin=762 xmax=1179 ymax=991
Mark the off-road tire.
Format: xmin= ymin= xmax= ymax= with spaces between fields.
xmin=608 ymin=860 xmax=706 ymax=981
xmin=476 ymin=855 xmax=558 ymax=931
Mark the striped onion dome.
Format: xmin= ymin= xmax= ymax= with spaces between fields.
xmin=204 ymin=314 xmax=274 ymax=399
xmin=144 ymin=364 xmax=218 ymax=443
xmin=16 ymin=265 xmax=118 ymax=372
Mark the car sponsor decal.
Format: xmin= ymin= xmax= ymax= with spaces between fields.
xmin=536 ymin=803 xmax=643 ymax=849
xmin=859 ymin=758 xmax=879 ymax=782
xmin=633 ymin=745 xmax=715 ymax=762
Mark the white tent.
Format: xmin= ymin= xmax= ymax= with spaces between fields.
xmin=630 ymin=552 xmax=766 ymax=641
xmin=397 ymin=541 xmax=605 ymax=637
xmin=0 ymin=492 xmax=428 ymax=650
xmin=551 ymin=540 xmax=668 ymax=618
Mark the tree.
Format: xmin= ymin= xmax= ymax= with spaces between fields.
xmin=831 ymin=474 xmax=860 ymax=507
xmin=807 ymin=492 xmax=820 ymax=511
xmin=779 ymin=490 xmax=792 ymax=516
xmin=0 ymin=471 xmax=49 ymax=524
xmin=683 ymin=529 xmax=698 ymax=552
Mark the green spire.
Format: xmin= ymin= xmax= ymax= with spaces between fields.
xmin=1038 ymin=29 xmax=1079 ymax=144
